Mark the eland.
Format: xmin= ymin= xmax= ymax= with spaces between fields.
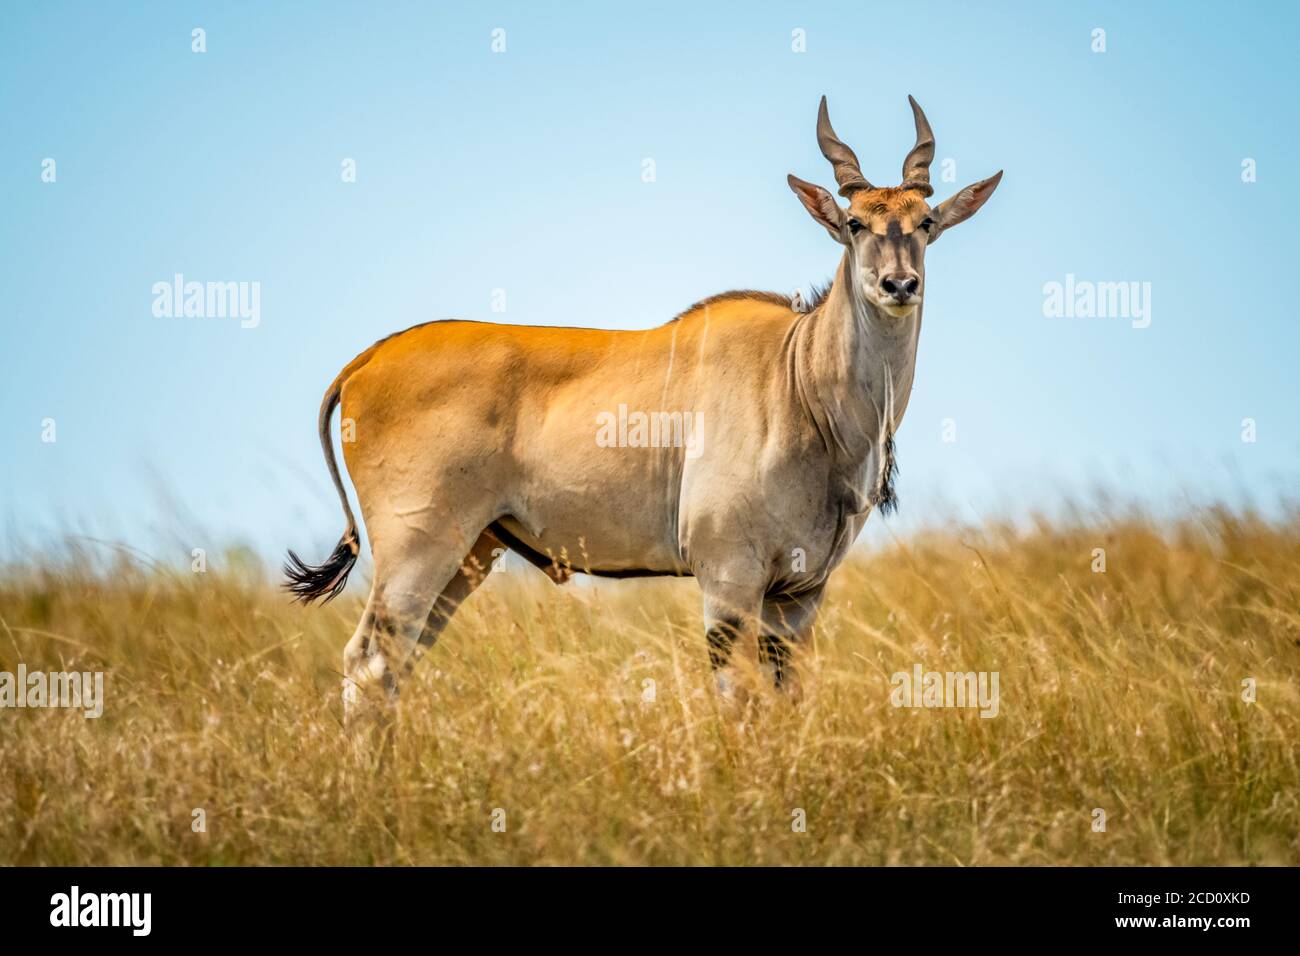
xmin=285 ymin=96 xmax=1001 ymax=722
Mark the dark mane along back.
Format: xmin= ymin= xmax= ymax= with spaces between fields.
xmin=668 ymin=280 xmax=832 ymax=322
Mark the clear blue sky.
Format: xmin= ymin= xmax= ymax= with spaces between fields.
xmin=2 ymin=1 xmax=1297 ymax=565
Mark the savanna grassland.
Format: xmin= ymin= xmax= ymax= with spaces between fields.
xmin=1 ymin=508 xmax=1298 ymax=866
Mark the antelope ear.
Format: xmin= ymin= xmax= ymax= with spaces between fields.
xmin=928 ymin=171 xmax=1002 ymax=243
xmin=787 ymin=174 xmax=847 ymax=243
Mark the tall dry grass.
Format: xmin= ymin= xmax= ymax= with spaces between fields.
xmin=1 ymin=508 xmax=1297 ymax=865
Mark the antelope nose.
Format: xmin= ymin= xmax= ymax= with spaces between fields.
xmin=881 ymin=273 xmax=920 ymax=303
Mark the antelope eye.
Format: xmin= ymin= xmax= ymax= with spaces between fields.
xmin=847 ymin=218 xmax=863 ymax=235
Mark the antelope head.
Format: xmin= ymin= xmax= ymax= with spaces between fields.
xmin=788 ymin=96 xmax=1002 ymax=318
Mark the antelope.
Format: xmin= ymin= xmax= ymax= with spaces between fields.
xmin=285 ymin=95 xmax=1001 ymax=724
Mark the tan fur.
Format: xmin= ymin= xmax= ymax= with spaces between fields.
xmin=848 ymin=187 xmax=932 ymax=234
xmin=339 ymin=298 xmax=813 ymax=578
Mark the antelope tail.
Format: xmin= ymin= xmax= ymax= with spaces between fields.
xmin=282 ymin=375 xmax=360 ymax=604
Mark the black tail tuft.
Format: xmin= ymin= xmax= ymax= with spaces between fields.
xmin=282 ymin=530 xmax=359 ymax=605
